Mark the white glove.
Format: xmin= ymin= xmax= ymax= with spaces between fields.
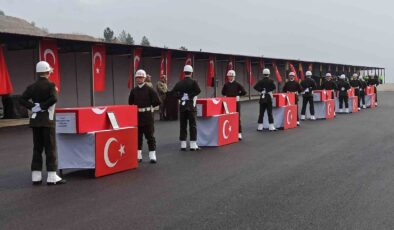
xmin=261 ymin=89 xmax=266 ymax=94
xmin=236 ymin=96 xmax=240 ymax=102
xmin=32 ymin=103 xmax=42 ymax=113
xmin=341 ymin=87 xmax=345 ymax=91
xmin=304 ymin=88 xmax=309 ymax=93
xmin=181 ymin=93 xmax=189 ymax=101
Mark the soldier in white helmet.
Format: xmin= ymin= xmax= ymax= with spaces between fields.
xmin=19 ymin=61 xmax=66 ymax=185
xmin=282 ymin=72 xmax=302 ymax=125
xmin=337 ymin=74 xmax=351 ymax=113
xmin=254 ymin=68 xmax=276 ymax=131
xmin=350 ymin=73 xmax=361 ymax=111
xmin=171 ymin=65 xmax=201 ymax=151
xmin=300 ymin=71 xmax=317 ymax=120
xmin=358 ymin=75 xmax=367 ymax=109
xmin=128 ymin=69 xmax=161 ymax=163
xmin=221 ymin=70 xmax=247 ymax=140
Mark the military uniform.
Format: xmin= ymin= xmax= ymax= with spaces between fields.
xmin=156 ymin=80 xmax=168 ymax=120
xmin=19 ymin=77 xmax=58 ymax=172
xmin=221 ymin=80 xmax=246 ymax=133
xmin=254 ymin=77 xmax=276 ymax=126
xmin=129 ymin=83 xmax=161 ymax=157
xmin=350 ymin=78 xmax=361 ymax=108
xmin=282 ymin=79 xmax=302 ymax=121
xmin=359 ymin=79 xmax=367 ymax=108
xmin=321 ymin=79 xmax=337 ymax=99
xmin=337 ymin=79 xmax=351 ymax=110
xmin=172 ymin=76 xmax=201 ymax=145
xmin=300 ymin=77 xmax=317 ymax=117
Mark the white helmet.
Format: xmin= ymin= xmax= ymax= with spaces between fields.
xmin=325 ymin=73 xmax=332 ymax=77
xmin=135 ymin=69 xmax=147 ymax=78
xmin=263 ymin=68 xmax=270 ymax=75
xmin=353 ymin=73 xmax=358 ymax=78
xmin=306 ymin=71 xmax=312 ymax=77
xmin=227 ymin=70 xmax=236 ymax=77
xmin=36 ymin=61 xmax=53 ymax=73
xmin=183 ymin=65 xmax=193 ymax=73
xmin=289 ymin=72 xmax=295 ymax=77
xmin=340 ymin=74 xmax=346 ymax=79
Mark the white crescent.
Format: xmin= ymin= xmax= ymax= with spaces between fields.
xmin=44 ymin=49 xmax=56 ymax=64
xmin=104 ymin=137 xmax=119 ymax=168
xmin=93 ymin=52 xmax=103 ymax=66
xmin=212 ymin=98 xmax=221 ymax=105
xmin=286 ymin=109 xmax=293 ymax=125
xmin=134 ymin=56 xmax=140 ymax=65
xmin=222 ymin=120 xmax=231 ymax=139
xmin=92 ymin=107 xmax=107 ymax=114
xmin=327 ymin=103 xmax=332 ymax=115
xmin=186 ymin=58 xmax=192 ymax=65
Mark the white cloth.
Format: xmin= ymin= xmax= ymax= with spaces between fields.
xmin=32 ymin=103 xmax=41 ymax=113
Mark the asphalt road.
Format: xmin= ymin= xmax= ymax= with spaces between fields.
xmin=1 ymin=92 xmax=393 ymax=230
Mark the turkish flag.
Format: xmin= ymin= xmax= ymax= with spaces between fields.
xmin=308 ymin=64 xmax=313 ymax=71
xmin=218 ymin=113 xmax=239 ymax=146
xmin=128 ymin=48 xmax=143 ymax=89
xmin=245 ymin=58 xmax=255 ymax=86
xmin=39 ymin=39 xmax=60 ymax=91
xmin=283 ymin=105 xmax=297 ymax=129
xmin=325 ymin=99 xmax=335 ymax=119
xmin=95 ymin=127 xmax=138 ymax=177
xmin=160 ymin=51 xmax=171 ymax=80
xmin=289 ymin=63 xmax=299 ymax=81
xmin=224 ymin=57 xmax=235 ymax=83
xmin=180 ymin=53 xmax=193 ymax=80
xmin=92 ymin=45 xmax=106 ymax=92
xmin=299 ymin=63 xmax=305 ymax=80
xmin=272 ymin=62 xmax=283 ymax=83
xmin=207 ymin=55 xmax=215 ymax=87
xmin=0 ymin=45 xmax=13 ymax=95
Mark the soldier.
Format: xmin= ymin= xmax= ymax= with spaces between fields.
xmin=128 ymin=69 xmax=161 ymax=163
xmin=300 ymin=71 xmax=317 ymax=120
xmin=19 ymin=61 xmax=66 ymax=185
xmin=171 ymin=65 xmax=201 ymax=151
xmin=321 ymin=73 xmax=337 ymax=99
xmin=156 ymin=75 xmax=168 ymax=120
xmin=221 ymin=70 xmax=247 ymax=139
xmin=145 ymin=74 xmax=153 ymax=88
xmin=337 ymin=74 xmax=351 ymax=113
xmin=359 ymin=75 xmax=367 ymax=109
xmin=282 ymin=72 xmax=302 ymax=125
xmin=254 ymin=68 xmax=276 ymax=131
xmin=369 ymin=75 xmax=379 ymax=106
xmin=350 ymin=73 xmax=361 ymax=111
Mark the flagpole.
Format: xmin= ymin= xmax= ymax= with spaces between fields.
xmin=214 ymin=56 xmax=217 ymax=98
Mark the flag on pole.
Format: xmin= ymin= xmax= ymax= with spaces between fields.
xmin=272 ymin=62 xmax=283 ymax=83
xmin=0 ymin=45 xmax=13 ymax=95
xmin=289 ymin=63 xmax=299 ymax=81
xmin=92 ymin=44 xmax=106 ymax=92
xmin=128 ymin=47 xmax=143 ymax=88
xmin=207 ymin=55 xmax=215 ymax=87
xmin=39 ymin=39 xmax=60 ymax=91
xmin=180 ymin=53 xmax=193 ymax=80
xmin=299 ymin=63 xmax=305 ymax=80
xmin=245 ymin=58 xmax=255 ymax=86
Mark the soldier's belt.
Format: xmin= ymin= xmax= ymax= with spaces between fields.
xmin=138 ymin=107 xmax=153 ymax=112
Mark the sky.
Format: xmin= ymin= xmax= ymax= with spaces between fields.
xmin=1 ymin=0 xmax=393 ymax=81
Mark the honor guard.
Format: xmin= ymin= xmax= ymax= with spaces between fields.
xmin=282 ymin=72 xmax=302 ymax=125
xmin=368 ymin=75 xmax=379 ymax=106
xmin=171 ymin=65 xmax=201 ymax=151
xmin=221 ymin=70 xmax=247 ymax=140
xmin=350 ymin=73 xmax=361 ymax=111
xmin=300 ymin=71 xmax=317 ymax=120
xmin=337 ymin=74 xmax=351 ymax=113
xmin=359 ymin=75 xmax=368 ymax=109
xmin=128 ymin=69 xmax=161 ymax=163
xmin=321 ymin=73 xmax=337 ymax=116
xmin=254 ymin=68 xmax=276 ymax=131
xmin=19 ymin=61 xmax=66 ymax=185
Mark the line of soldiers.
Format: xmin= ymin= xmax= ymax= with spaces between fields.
xmin=20 ymin=61 xmax=380 ymax=185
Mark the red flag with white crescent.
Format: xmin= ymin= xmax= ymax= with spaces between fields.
xmin=39 ymin=39 xmax=60 ymax=91
xmin=0 ymin=45 xmax=13 ymax=95
xmin=128 ymin=48 xmax=143 ymax=89
xmin=289 ymin=63 xmax=299 ymax=81
xmin=299 ymin=63 xmax=305 ymax=80
xmin=92 ymin=44 xmax=106 ymax=92
xmin=180 ymin=53 xmax=193 ymax=80
xmin=245 ymin=58 xmax=255 ymax=86
xmin=272 ymin=62 xmax=283 ymax=83
xmin=207 ymin=55 xmax=215 ymax=87
xmin=159 ymin=51 xmax=171 ymax=80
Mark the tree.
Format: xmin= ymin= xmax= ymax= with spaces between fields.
xmin=125 ymin=34 xmax=134 ymax=45
xmin=180 ymin=46 xmax=188 ymax=51
xmin=30 ymin=21 xmax=36 ymax=27
xmin=103 ymin=27 xmax=115 ymax=42
xmin=0 ymin=10 xmax=5 ymax=16
xmin=140 ymin=36 xmax=150 ymax=46
xmin=118 ymin=30 xmax=127 ymax=43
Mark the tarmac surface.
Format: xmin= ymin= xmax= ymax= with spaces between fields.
xmin=1 ymin=92 xmax=394 ymax=230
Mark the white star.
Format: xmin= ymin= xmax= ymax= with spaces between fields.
xmin=96 ymin=68 xmax=100 ymax=74
xmin=118 ymin=144 xmax=125 ymax=156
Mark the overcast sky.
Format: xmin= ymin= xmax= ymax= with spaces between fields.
xmin=2 ymin=0 xmax=393 ymax=81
